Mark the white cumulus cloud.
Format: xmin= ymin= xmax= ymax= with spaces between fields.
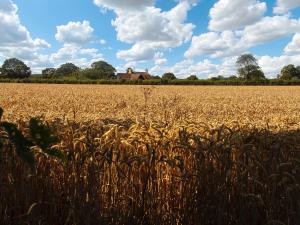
xmin=0 ymin=0 xmax=51 ymax=71
xmin=209 ymin=0 xmax=267 ymax=31
xmin=55 ymin=20 xmax=94 ymax=45
xmin=185 ymin=31 xmax=245 ymax=58
xmin=93 ymin=0 xmax=153 ymax=12
xmin=285 ymin=33 xmax=300 ymax=54
xmin=258 ymin=54 xmax=300 ymax=77
xmin=50 ymin=45 xmax=103 ymax=68
xmin=0 ymin=0 xmax=50 ymax=53
xmin=241 ymin=15 xmax=300 ymax=46
xmin=274 ymin=0 xmax=300 ymax=14
xmin=95 ymin=0 xmax=195 ymax=63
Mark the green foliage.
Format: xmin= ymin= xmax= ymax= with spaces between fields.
xmin=236 ymin=54 xmax=265 ymax=80
xmin=236 ymin=54 xmax=257 ymax=67
xmin=55 ymin=63 xmax=79 ymax=76
xmin=238 ymin=65 xmax=265 ymax=80
xmin=81 ymin=68 xmax=116 ymax=80
xmin=228 ymin=75 xmax=238 ymax=79
xmin=151 ymin=75 xmax=161 ymax=80
xmin=1 ymin=58 xmax=31 ymax=78
xmin=0 ymin=107 xmax=63 ymax=166
xmin=29 ymin=118 xmax=58 ymax=150
xmin=2 ymin=76 xmax=300 ymax=85
xmin=1 ymin=121 xmax=35 ymax=166
xmin=90 ymin=60 xmax=116 ymax=79
xmin=162 ymin=72 xmax=176 ymax=80
xmin=296 ymin=66 xmax=300 ymax=74
xmin=210 ymin=75 xmax=225 ymax=81
xmin=186 ymin=75 xmax=198 ymax=80
xmin=42 ymin=68 xmax=56 ymax=78
xmin=280 ymin=64 xmax=300 ymax=80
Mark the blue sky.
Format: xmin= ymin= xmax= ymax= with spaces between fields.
xmin=1 ymin=0 xmax=300 ymax=78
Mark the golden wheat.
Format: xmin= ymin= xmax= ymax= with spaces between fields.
xmin=0 ymin=83 xmax=299 ymax=225
xmin=1 ymin=84 xmax=300 ymax=130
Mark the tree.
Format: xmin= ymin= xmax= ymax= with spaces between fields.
xmin=186 ymin=75 xmax=198 ymax=80
xmin=91 ymin=61 xmax=116 ymax=79
xmin=296 ymin=66 xmax=300 ymax=75
xmin=42 ymin=68 xmax=56 ymax=78
xmin=210 ymin=75 xmax=224 ymax=81
xmin=1 ymin=58 xmax=31 ymax=78
xmin=162 ymin=72 xmax=176 ymax=80
xmin=228 ymin=75 xmax=238 ymax=79
xmin=55 ymin=63 xmax=79 ymax=76
xmin=280 ymin=64 xmax=299 ymax=80
xmin=236 ymin=54 xmax=265 ymax=80
xmin=151 ymin=75 xmax=161 ymax=79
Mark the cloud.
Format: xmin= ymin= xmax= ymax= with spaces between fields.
xmin=185 ymin=31 xmax=245 ymax=58
xmin=112 ymin=3 xmax=194 ymax=47
xmin=168 ymin=54 xmax=300 ymax=79
xmin=285 ymin=33 xmax=300 ymax=54
xmin=55 ymin=20 xmax=94 ymax=45
xmin=93 ymin=0 xmax=153 ymax=12
xmin=241 ymin=15 xmax=300 ymax=46
xmin=274 ymin=0 xmax=300 ymax=14
xmin=117 ymin=43 xmax=155 ymax=62
xmin=258 ymin=54 xmax=300 ymax=77
xmin=50 ymin=44 xmax=103 ymax=68
xmin=154 ymin=52 xmax=167 ymax=65
xmin=95 ymin=0 xmax=195 ymax=63
xmin=150 ymin=57 xmax=237 ymax=78
xmin=209 ymin=0 xmax=267 ymax=31
xmin=99 ymin=39 xmax=106 ymax=45
xmin=0 ymin=0 xmax=50 ymax=51
xmin=172 ymin=59 xmax=219 ymax=78
xmin=185 ymin=14 xmax=300 ymax=59
xmin=156 ymin=53 xmax=299 ymax=79
xmin=0 ymin=0 xmax=51 ymax=71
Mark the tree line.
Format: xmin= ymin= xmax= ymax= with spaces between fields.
xmin=0 ymin=54 xmax=300 ymax=82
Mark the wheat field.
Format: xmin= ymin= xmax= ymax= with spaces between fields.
xmin=1 ymin=84 xmax=300 ymax=128
xmin=0 ymin=84 xmax=300 ymax=225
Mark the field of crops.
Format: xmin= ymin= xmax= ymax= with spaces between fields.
xmin=0 ymin=84 xmax=300 ymax=225
xmin=1 ymin=84 xmax=300 ymax=128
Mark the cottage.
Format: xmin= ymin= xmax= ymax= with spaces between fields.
xmin=117 ymin=68 xmax=152 ymax=80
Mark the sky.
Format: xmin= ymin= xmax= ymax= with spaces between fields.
xmin=1 ymin=0 xmax=300 ymax=78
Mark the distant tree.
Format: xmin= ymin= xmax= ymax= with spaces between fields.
xmin=210 ymin=75 xmax=224 ymax=81
xmin=186 ymin=75 xmax=198 ymax=80
xmin=249 ymin=69 xmax=265 ymax=80
xmin=236 ymin=54 xmax=265 ymax=80
xmin=80 ymin=68 xmax=111 ymax=80
xmin=55 ymin=63 xmax=79 ymax=76
xmin=1 ymin=58 xmax=31 ymax=78
xmin=228 ymin=75 xmax=238 ymax=79
xmin=42 ymin=68 xmax=56 ymax=78
xmin=296 ymin=66 xmax=300 ymax=75
xmin=162 ymin=72 xmax=176 ymax=80
xmin=280 ymin=64 xmax=300 ymax=80
xmin=91 ymin=61 xmax=116 ymax=79
xmin=0 ymin=67 xmax=3 ymax=77
xmin=151 ymin=75 xmax=161 ymax=79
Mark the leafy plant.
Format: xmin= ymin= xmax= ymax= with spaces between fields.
xmin=0 ymin=107 xmax=63 ymax=166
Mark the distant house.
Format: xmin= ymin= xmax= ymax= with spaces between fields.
xmin=117 ymin=68 xmax=152 ymax=80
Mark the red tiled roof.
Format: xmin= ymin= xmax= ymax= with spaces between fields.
xmin=117 ymin=72 xmax=152 ymax=80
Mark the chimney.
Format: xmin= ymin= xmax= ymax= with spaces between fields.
xmin=127 ymin=68 xmax=133 ymax=74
